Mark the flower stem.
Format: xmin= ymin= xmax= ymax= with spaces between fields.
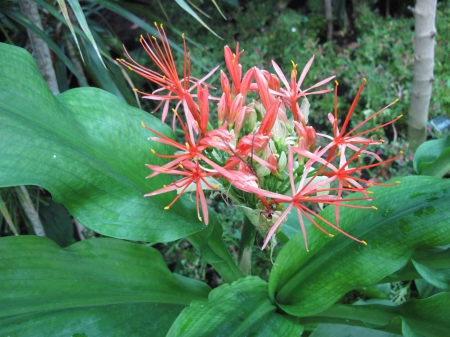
xmin=238 ymin=214 xmax=256 ymax=275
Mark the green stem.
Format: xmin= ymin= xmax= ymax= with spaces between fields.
xmin=238 ymin=214 xmax=256 ymax=276
xmin=187 ymin=216 xmax=244 ymax=284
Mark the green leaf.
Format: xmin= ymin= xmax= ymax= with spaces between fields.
xmin=175 ymin=0 xmax=223 ymax=39
xmin=309 ymin=293 xmax=450 ymax=337
xmin=39 ymin=198 xmax=75 ymax=247
xmin=187 ymin=213 xmax=245 ymax=283
xmin=0 ymin=42 xmax=206 ymax=242
xmin=412 ymin=259 xmax=450 ymax=290
xmin=269 ymin=176 xmax=450 ymax=317
xmin=0 ymin=236 xmax=210 ymax=336
xmin=310 ymin=324 xmax=401 ymax=337
xmin=66 ymin=0 xmax=107 ymax=68
xmin=167 ymin=276 xmax=303 ymax=337
xmin=413 ymin=134 xmax=450 ymax=177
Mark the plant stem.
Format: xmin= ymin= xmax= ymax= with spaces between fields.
xmin=238 ymin=214 xmax=256 ymax=276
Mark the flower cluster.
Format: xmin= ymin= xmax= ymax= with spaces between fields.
xmin=118 ymin=24 xmax=402 ymax=251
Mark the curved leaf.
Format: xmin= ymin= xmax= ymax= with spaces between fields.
xmin=0 ymin=42 xmax=206 ymax=242
xmin=269 ymin=176 xmax=450 ymax=316
xmin=308 ymin=293 xmax=450 ymax=337
xmin=412 ymin=259 xmax=450 ymax=290
xmin=413 ymin=134 xmax=450 ymax=177
xmin=0 ymin=236 xmax=210 ymax=336
xmin=167 ymin=276 xmax=303 ymax=337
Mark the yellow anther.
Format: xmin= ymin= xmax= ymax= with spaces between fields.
xmin=172 ymin=108 xmax=178 ymax=116
xmin=154 ymin=22 xmax=157 ymax=26
xmin=357 ymin=155 xmax=361 ymax=158
xmin=395 ymin=181 xmax=401 ymax=184
xmin=152 ymin=36 xmax=157 ymax=40
xmin=140 ymin=34 xmax=144 ymax=40
xmin=185 ymin=142 xmax=190 ymax=150
xmin=305 ymin=196 xmax=309 ymax=200
xmin=335 ymin=80 xmax=339 ymax=86
xmin=164 ymin=206 xmax=170 ymax=210
xmin=398 ymin=114 xmax=403 ymax=118
xmin=399 ymin=151 xmax=404 ymax=154
xmin=160 ymin=23 xmax=163 ymax=28
xmin=179 ymin=164 xmax=184 ymax=168
xmin=141 ymin=121 xmax=146 ymax=128
xmin=380 ymin=139 xmax=385 ymax=143
xmin=115 ymin=58 xmax=120 ymax=61
xmin=291 ymin=60 xmax=297 ymax=68
xmin=151 ymin=149 xmax=156 ymax=154
xmin=372 ymin=206 xmax=378 ymax=210
xmin=163 ymin=185 xmax=167 ymax=188
xmin=199 ymin=216 xmax=203 ymax=221
xmin=329 ymin=234 xmax=335 ymax=237
xmin=393 ymin=99 xmax=399 ymax=104
xmin=214 ymin=184 xmax=220 ymax=189
xmin=133 ymin=88 xmax=138 ymax=92
xmin=161 ymin=167 xmax=166 ymax=171
xmin=127 ymin=66 xmax=132 ymax=71
xmin=337 ymin=150 xmax=341 ymax=156
xmin=363 ymin=78 xmax=367 ymax=82
xmin=368 ymin=191 xmax=374 ymax=194
xmin=182 ymin=33 xmax=185 ymax=39
xmin=361 ymin=240 xmax=367 ymax=245
xmin=162 ymin=76 xmax=166 ymax=81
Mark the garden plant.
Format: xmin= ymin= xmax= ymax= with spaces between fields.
xmin=1 ymin=4 xmax=450 ymax=336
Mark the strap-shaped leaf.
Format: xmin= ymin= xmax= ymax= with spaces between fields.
xmin=167 ymin=276 xmax=303 ymax=336
xmin=308 ymin=293 xmax=450 ymax=337
xmin=269 ymin=176 xmax=450 ymax=317
xmin=0 ymin=236 xmax=210 ymax=336
xmin=0 ymin=42 xmax=205 ymax=242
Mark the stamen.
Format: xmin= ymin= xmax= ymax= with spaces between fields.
xmin=141 ymin=122 xmax=146 ymax=128
xmin=151 ymin=149 xmax=156 ymax=154
xmin=361 ymin=240 xmax=367 ymax=245
xmin=335 ymin=80 xmax=339 ymax=86
xmin=164 ymin=206 xmax=170 ymax=210
xmin=133 ymin=88 xmax=139 ymax=92
xmin=395 ymin=181 xmax=401 ymax=184
xmin=371 ymin=206 xmax=378 ymax=210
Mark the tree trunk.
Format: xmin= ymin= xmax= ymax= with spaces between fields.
xmin=407 ymin=0 xmax=437 ymax=151
xmin=18 ymin=0 xmax=59 ymax=95
xmin=324 ymin=0 xmax=333 ymax=42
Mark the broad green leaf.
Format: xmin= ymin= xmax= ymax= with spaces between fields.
xmin=0 ymin=236 xmax=210 ymax=336
xmin=309 ymin=293 xmax=450 ymax=337
xmin=0 ymin=42 xmax=206 ymax=242
xmin=412 ymin=259 xmax=450 ymax=290
xmin=167 ymin=276 xmax=303 ymax=337
xmin=413 ymin=134 xmax=450 ymax=177
xmin=310 ymin=324 xmax=401 ymax=337
xmin=269 ymin=176 xmax=450 ymax=317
